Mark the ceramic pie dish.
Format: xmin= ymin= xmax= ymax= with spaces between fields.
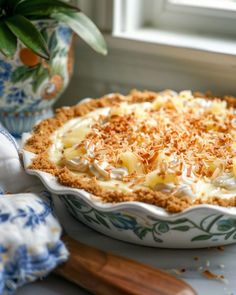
xmin=22 ymin=90 xmax=236 ymax=248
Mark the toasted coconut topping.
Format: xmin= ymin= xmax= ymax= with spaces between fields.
xmin=58 ymin=90 xmax=236 ymax=181
xmin=24 ymin=90 xmax=236 ymax=213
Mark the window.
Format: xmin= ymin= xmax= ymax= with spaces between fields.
xmin=113 ymin=0 xmax=236 ymax=55
xmin=114 ymin=0 xmax=236 ymax=34
xmin=68 ymin=0 xmax=236 ymax=103
xmin=169 ymin=0 xmax=236 ymax=11
xmin=153 ymin=0 xmax=236 ymax=36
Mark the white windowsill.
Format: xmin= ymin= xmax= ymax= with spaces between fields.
xmin=111 ymin=28 xmax=236 ymax=66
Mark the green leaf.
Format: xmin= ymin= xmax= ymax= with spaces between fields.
xmin=40 ymin=28 xmax=49 ymax=44
xmin=52 ymin=11 xmax=107 ymax=55
xmin=59 ymin=48 xmax=68 ymax=57
xmin=229 ymin=218 xmax=236 ymax=228
xmin=224 ymin=230 xmax=235 ymax=240
xmin=48 ymin=31 xmax=58 ymax=52
xmin=3 ymin=0 xmax=20 ymax=11
xmin=157 ymin=222 xmax=170 ymax=233
xmin=172 ymin=226 xmax=190 ymax=232
xmin=191 ymin=235 xmax=212 ymax=241
xmin=169 ymin=218 xmax=188 ymax=224
xmin=15 ymin=0 xmax=79 ymax=17
xmin=134 ymin=227 xmax=150 ymax=240
xmin=11 ymin=65 xmax=37 ymax=83
xmin=32 ymin=66 xmax=48 ymax=92
xmin=8 ymin=0 xmax=19 ymax=6
xmin=51 ymin=49 xmax=60 ymax=61
xmin=217 ymin=220 xmax=233 ymax=232
xmin=83 ymin=215 xmax=100 ymax=225
xmin=153 ymin=234 xmax=163 ymax=243
xmin=95 ymin=213 xmax=110 ymax=229
xmin=0 ymin=21 xmax=17 ymax=57
xmin=6 ymin=15 xmax=49 ymax=59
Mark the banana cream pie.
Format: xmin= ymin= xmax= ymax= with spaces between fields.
xmin=25 ymin=90 xmax=236 ymax=212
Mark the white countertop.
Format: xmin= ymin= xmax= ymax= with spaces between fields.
xmin=15 ymin=196 xmax=236 ymax=295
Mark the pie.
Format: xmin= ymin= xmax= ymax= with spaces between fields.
xmin=25 ymin=90 xmax=236 ymax=213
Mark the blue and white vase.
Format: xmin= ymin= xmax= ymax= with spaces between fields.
xmin=0 ymin=20 xmax=74 ymax=137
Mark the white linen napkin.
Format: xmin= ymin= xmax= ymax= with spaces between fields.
xmin=0 ymin=128 xmax=38 ymax=194
xmin=0 ymin=127 xmax=68 ymax=294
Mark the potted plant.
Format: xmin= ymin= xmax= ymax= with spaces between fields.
xmin=0 ymin=0 xmax=107 ymax=137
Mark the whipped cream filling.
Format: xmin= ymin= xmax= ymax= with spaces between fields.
xmin=49 ymin=98 xmax=236 ymax=200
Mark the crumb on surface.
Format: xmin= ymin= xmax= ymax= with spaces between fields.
xmin=202 ymin=269 xmax=226 ymax=282
xmin=219 ymin=264 xmax=225 ymax=269
xmin=206 ymin=260 xmax=210 ymax=268
xmin=217 ymin=246 xmax=225 ymax=251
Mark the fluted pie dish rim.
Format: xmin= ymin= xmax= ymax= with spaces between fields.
xmin=21 ymin=91 xmax=236 ymax=248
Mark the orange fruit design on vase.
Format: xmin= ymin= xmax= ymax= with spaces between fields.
xmin=19 ymin=48 xmax=40 ymax=67
xmin=42 ymin=74 xmax=64 ymax=100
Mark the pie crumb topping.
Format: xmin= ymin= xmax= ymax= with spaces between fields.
xmin=24 ymin=90 xmax=236 ymax=213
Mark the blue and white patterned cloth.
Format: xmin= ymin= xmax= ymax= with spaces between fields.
xmin=0 ymin=127 xmax=69 ymax=294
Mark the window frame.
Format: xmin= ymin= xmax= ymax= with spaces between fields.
xmin=113 ymin=0 xmax=236 ymax=35
xmin=111 ymin=0 xmax=236 ymax=57
xmin=154 ymin=0 xmax=236 ymax=36
xmin=67 ymin=0 xmax=236 ymax=106
xmin=168 ymin=0 xmax=236 ymax=14
xmin=77 ymin=0 xmax=236 ymax=67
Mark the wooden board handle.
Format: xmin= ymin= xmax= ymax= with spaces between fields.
xmin=55 ymin=235 xmax=197 ymax=295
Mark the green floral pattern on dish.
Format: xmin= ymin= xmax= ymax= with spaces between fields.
xmin=60 ymin=196 xmax=236 ymax=244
